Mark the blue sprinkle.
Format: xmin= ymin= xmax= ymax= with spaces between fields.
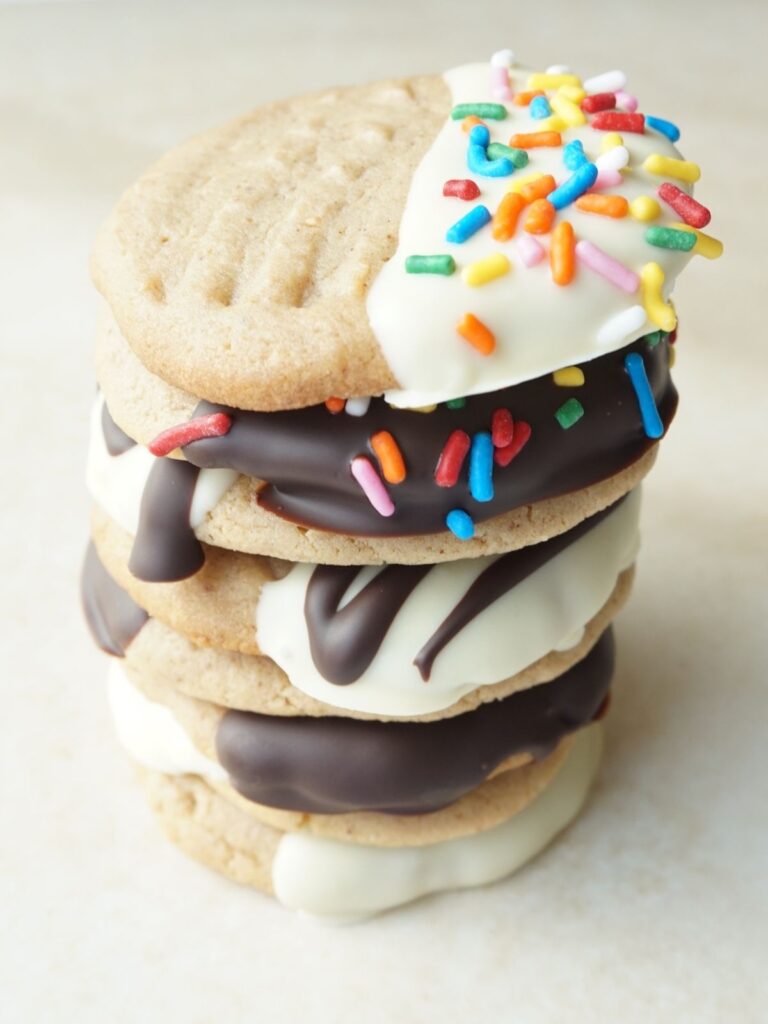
xmin=563 ymin=139 xmax=587 ymax=170
xmin=529 ymin=95 xmax=551 ymax=119
xmin=467 ymin=144 xmax=514 ymax=178
xmin=646 ymin=115 xmax=681 ymax=143
xmin=469 ymin=124 xmax=491 ymax=147
xmin=445 ymin=508 xmax=475 ymax=540
xmin=625 ymin=352 xmax=664 ymax=439
xmin=548 ymin=162 xmax=599 ymax=210
xmin=446 ymin=204 xmax=492 ymax=244
xmin=468 ymin=431 xmax=494 ymax=503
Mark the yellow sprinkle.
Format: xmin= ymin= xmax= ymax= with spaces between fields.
xmin=506 ymin=172 xmax=543 ymax=194
xmin=527 ymin=72 xmax=582 ymax=90
xmin=600 ymin=132 xmax=624 ymax=153
xmin=553 ymin=366 xmax=585 ymax=387
xmin=670 ymin=223 xmax=724 ymax=260
xmin=536 ymin=115 xmax=568 ymax=133
xmin=640 ymin=262 xmax=677 ymax=332
xmin=557 ymin=84 xmax=586 ymax=103
xmin=669 ymin=346 xmax=677 ymax=368
xmin=410 ymin=404 xmax=438 ymax=413
xmin=629 ymin=196 xmax=662 ymax=221
xmin=550 ymin=94 xmax=586 ymax=126
xmin=462 ymin=253 xmax=512 ymax=286
xmin=643 ymin=154 xmax=701 ymax=183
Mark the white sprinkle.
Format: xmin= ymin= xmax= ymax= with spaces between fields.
xmin=491 ymin=48 xmax=515 ymax=68
xmin=546 ymin=64 xmax=572 ymax=74
xmin=584 ymin=70 xmax=627 ymax=93
xmin=597 ymin=305 xmax=647 ymax=346
xmin=345 ymin=396 xmax=372 ymax=417
xmin=595 ymin=145 xmax=630 ymax=174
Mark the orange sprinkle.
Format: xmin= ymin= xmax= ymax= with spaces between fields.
xmin=519 ymin=174 xmax=556 ymax=205
xmin=575 ymin=194 xmax=629 ymax=218
xmin=492 ymin=193 xmax=524 ymax=241
xmin=370 ymin=431 xmax=407 ymax=484
xmin=456 ymin=313 xmax=496 ymax=356
xmin=524 ymin=198 xmax=556 ymax=235
xmin=324 ymin=397 xmax=346 ymax=414
xmin=551 ymin=221 xmax=576 ymax=285
xmin=509 ymin=131 xmax=562 ymax=148
xmin=513 ymin=89 xmax=545 ymax=107
xmin=462 ymin=115 xmax=486 ymax=133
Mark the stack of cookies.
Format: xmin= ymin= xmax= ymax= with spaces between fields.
xmin=82 ymin=54 xmax=720 ymax=919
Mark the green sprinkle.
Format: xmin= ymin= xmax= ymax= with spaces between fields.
xmin=487 ymin=143 xmax=529 ymax=169
xmin=645 ymin=330 xmax=664 ymax=348
xmin=645 ymin=226 xmax=697 ymax=252
xmin=405 ymin=254 xmax=456 ymax=275
xmin=445 ymin=397 xmax=467 ymax=409
xmin=555 ymin=398 xmax=585 ymax=429
xmin=451 ymin=103 xmax=508 ymax=121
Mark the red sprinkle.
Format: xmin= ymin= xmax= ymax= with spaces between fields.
xmin=494 ymin=421 xmax=532 ymax=467
xmin=669 ymin=328 xmax=678 ymax=344
xmin=581 ymin=92 xmax=616 ymax=114
xmin=590 ymin=112 xmax=645 ymax=133
xmin=657 ymin=182 xmax=711 ymax=228
xmin=148 ymin=413 xmax=233 ymax=457
xmin=491 ymin=408 xmax=515 ymax=448
xmin=443 ymin=179 xmax=481 ymax=201
xmin=435 ymin=430 xmax=471 ymax=487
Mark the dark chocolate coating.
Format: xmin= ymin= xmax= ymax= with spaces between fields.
xmin=304 ymin=496 xmax=624 ymax=685
xmin=216 ymin=628 xmax=614 ymax=815
xmin=128 ymin=457 xmax=204 ymax=582
xmin=182 ymin=334 xmax=675 ymax=537
xmin=101 ymin=403 xmax=136 ymax=456
xmin=81 ymin=542 xmax=148 ymax=656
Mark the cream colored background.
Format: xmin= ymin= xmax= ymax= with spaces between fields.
xmin=1 ymin=1 xmax=766 ymax=1021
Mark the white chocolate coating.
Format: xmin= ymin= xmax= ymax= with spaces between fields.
xmin=368 ymin=62 xmax=693 ymax=408
xmin=107 ymin=662 xmax=226 ymax=780
xmin=272 ymin=724 xmax=602 ymax=920
xmin=256 ymin=490 xmax=640 ymax=716
xmin=87 ymin=397 xmax=237 ymax=536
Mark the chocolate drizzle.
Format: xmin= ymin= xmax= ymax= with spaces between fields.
xmin=216 ymin=628 xmax=615 ymax=815
xmin=181 ymin=334 xmax=675 ymax=538
xmin=128 ymin=457 xmax=203 ymax=582
xmin=102 ymin=402 xmax=136 ymax=455
xmin=81 ymin=543 xmax=148 ymax=656
xmin=303 ymin=496 xmax=624 ymax=685
xmin=304 ymin=564 xmax=431 ymax=684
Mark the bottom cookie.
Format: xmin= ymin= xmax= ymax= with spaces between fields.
xmin=138 ymin=724 xmax=602 ymax=920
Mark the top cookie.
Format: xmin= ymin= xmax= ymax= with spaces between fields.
xmin=92 ymin=59 xmax=720 ymax=412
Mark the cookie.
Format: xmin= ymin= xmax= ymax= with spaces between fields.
xmin=88 ymin=486 xmax=640 ymax=717
xmin=88 ymin=367 xmax=663 ymax=566
xmin=91 ymin=59 xmax=717 ymax=412
xmin=110 ymin=629 xmax=612 ymax=817
xmin=139 ymin=723 xmax=602 ymax=918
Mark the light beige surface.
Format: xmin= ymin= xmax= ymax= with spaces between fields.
xmin=1 ymin=1 xmax=766 ymax=1022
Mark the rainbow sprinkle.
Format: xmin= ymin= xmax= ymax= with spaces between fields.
xmin=468 ymin=432 xmax=495 ymax=502
xmin=555 ymin=397 xmax=585 ymax=429
xmin=624 ymin=352 xmax=664 ymax=438
xmin=350 ymin=456 xmax=395 ymax=517
xmin=445 ymin=508 xmax=475 ymax=540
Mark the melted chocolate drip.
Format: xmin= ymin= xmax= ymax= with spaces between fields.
xmin=102 ymin=402 xmax=136 ymax=455
xmin=302 ymin=497 xmax=623 ymax=685
xmin=413 ymin=497 xmax=623 ymax=680
xmin=304 ymin=564 xmax=431 ymax=684
xmin=128 ymin=457 xmax=203 ymax=582
xmin=216 ymin=628 xmax=615 ymax=815
xmin=181 ymin=335 xmax=675 ymax=538
xmin=81 ymin=543 xmax=148 ymax=656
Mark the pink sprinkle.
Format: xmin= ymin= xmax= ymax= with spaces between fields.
xmin=490 ymin=65 xmax=513 ymax=100
xmin=350 ymin=456 xmax=395 ymax=517
xmin=575 ymin=239 xmax=639 ymax=294
xmin=615 ymin=90 xmax=638 ymax=112
xmin=516 ymin=234 xmax=545 ymax=267
xmin=588 ymin=168 xmax=623 ymax=192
